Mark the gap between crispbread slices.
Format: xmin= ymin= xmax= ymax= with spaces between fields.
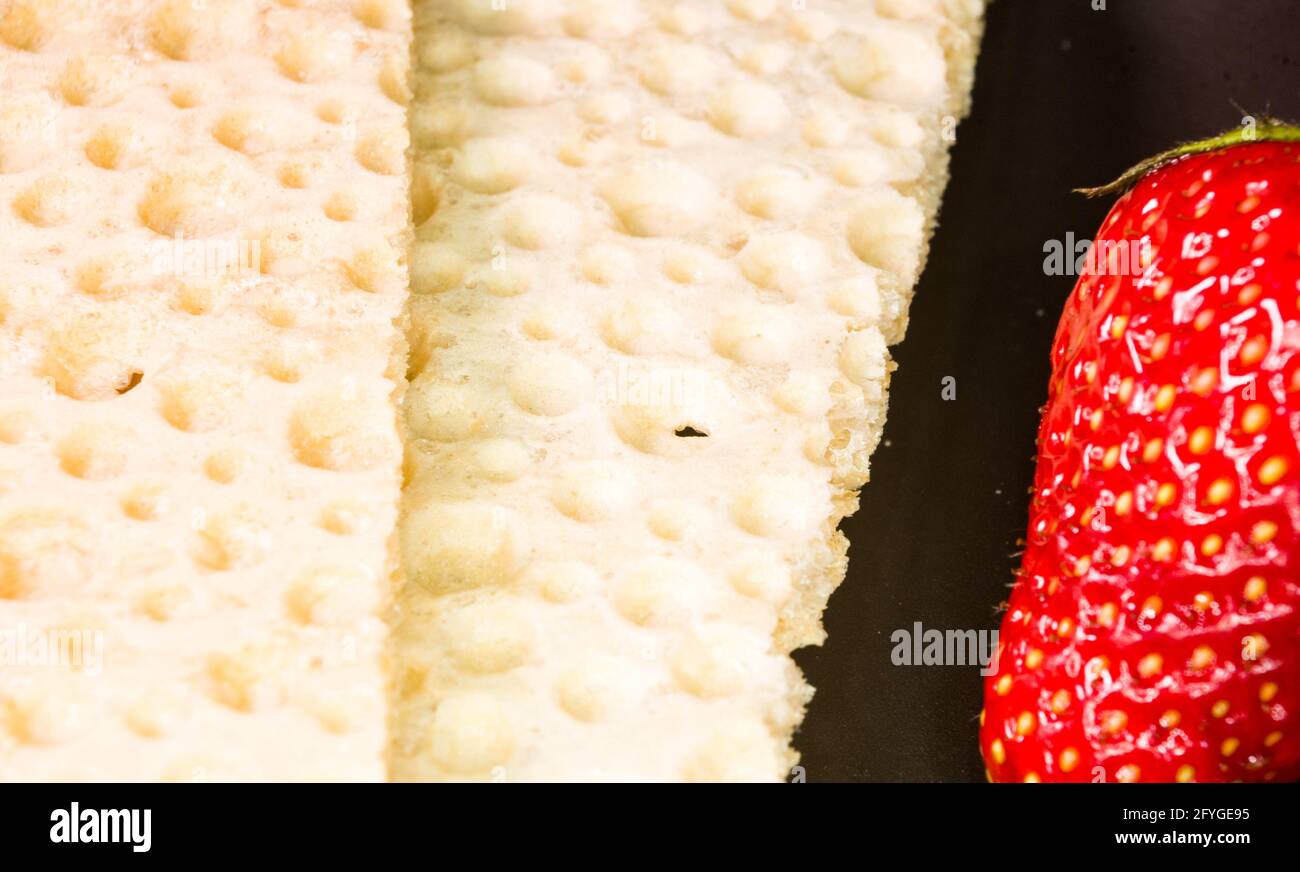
xmin=391 ymin=0 xmax=985 ymax=782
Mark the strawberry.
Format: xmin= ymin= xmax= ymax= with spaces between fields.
xmin=982 ymin=125 xmax=1300 ymax=783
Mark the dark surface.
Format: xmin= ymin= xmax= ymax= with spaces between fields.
xmin=793 ymin=0 xmax=1300 ymax=782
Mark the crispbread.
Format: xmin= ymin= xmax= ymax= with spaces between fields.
xmin=0 ymin=0 xmax=411 ymax=781
xmin=395 ymin=0 xmax=984 ymax=781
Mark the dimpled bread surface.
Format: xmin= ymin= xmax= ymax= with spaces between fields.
xmin=394 ymin=0 xmax=984 ymax=781
xmin=0 ymin=0 xmax=412 ymax=780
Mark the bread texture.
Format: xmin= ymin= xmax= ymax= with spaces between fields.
xmin=0 ymin=0 xmax=412 ymax=781
xmin=0 ymin=0 xmax=985 ymax=782
xmin=393 ymin=0 xmax=985 ymax=781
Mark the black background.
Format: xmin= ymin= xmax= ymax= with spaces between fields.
xmin=794 ymin=0 xmax=1300 ymax=782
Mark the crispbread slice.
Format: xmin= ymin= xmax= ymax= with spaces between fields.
xmin=0 ymin=0 xmax=411 ymax=781
xmin=395 ymin=0 xmax=984 ymax=781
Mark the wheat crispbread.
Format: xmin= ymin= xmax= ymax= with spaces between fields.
xmin=394 ymin=0 xmax=985 ymax=781
xmin=0 ymin=0 xmax=412 ymax=781
xmin=0 ymin=0 xmax=985 ymax=783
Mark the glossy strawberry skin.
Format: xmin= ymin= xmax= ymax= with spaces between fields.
xmin=983 ymin=141 xmax=1300 ymax=783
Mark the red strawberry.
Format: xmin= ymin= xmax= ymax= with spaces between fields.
xmin=982 ymin=125 xmax=1300 ymax=783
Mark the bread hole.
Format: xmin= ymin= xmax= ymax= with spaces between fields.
xmin=674 ymin=426 xmax=708 ymax=438
xmin=169 ymin=83 xmax=202 ymax=109
xmin=323 ymin=192 xmax=357 ymax=221
xmin=116 ymin=371 xmax=143 ymax=395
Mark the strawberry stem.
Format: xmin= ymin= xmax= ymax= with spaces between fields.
xmin=1076 ymin=117 xmax=1300 ymax=198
